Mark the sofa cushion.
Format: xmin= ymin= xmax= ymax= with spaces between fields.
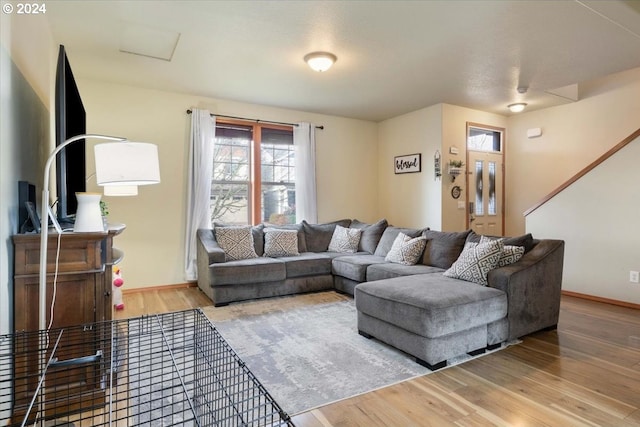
xmin=366 ymin=263 xmax=444 ymax=282
xmin=384 ymin=233 xmax=427 ymax=265
xmin=209 ymin=257 xmax=286 ymax=286
xmin=421 ymin=229 xmax=471 ymax=269
xmin=263 ymin=229 xmax=300 ymax=257
xmin=328 ymin=225 xmax=362 ymax=253
xmin=279 ymin=253 xmax=332 ymax=278
xmin=301 ymin=219 xmax=351 ymax=252
xmin=444 ymin=239 xmax=504 ymax=286
xmin=355 ymin=274 xmax=507 ymax=338
xmin=374 ymin=227 xmax=424 ymax=257
xmin=350 ymin=219 xmax=388 ymax=254
xmin=214 ymin=226 xmax=258 ymax=261
xmin=332 ymin=254 xmax=387 ymax=282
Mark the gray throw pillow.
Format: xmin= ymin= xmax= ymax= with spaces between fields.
xmin=374 ymin=226 xmax=423 ymax=257
xmin=350 ymin=218 xmax=388 ymax=254
xmin=421 ymin=229 xmax=471 ymax=269
xmin=466 ymin=231 xmax=534 ymax=253
xmin=302 ymin=219 xmax=351 ymax=252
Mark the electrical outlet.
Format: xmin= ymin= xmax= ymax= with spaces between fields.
xmin=630 ymin=271 xmax=640 ymax=283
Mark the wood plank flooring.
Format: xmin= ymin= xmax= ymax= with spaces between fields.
xmin=115 ymin=288 xmax=640 ymax=426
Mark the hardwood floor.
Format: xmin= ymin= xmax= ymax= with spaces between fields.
xmin=115 ymin=288 xmax=640 ymax=426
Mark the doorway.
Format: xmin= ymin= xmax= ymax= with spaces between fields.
xmin=466 ymin=123 xmax=505 ymax=236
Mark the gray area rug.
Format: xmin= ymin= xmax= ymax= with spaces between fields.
xmin=210 ymin=296 xmax=511 ymax=416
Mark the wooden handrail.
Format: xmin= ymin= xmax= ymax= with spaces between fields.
xmin=524 ymin=128 xmax=640 ymax=216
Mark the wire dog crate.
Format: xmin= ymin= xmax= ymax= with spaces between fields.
xmin=0 ymin=309 xmax=294 ymax=426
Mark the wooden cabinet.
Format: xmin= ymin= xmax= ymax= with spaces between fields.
xmin=12 ymin=228 xmax=123 ymax=420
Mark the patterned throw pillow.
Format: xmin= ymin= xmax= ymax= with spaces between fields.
xmin=328 ymin=225 xmax=362 ymax=253
xmin=384 ymin=232 xmax=427 ymax=266
xmin=263 ymin=229 xmax=299 ymax=257
xmin=444 ymin=239 xmax=504 ymax=286
xmin=214 ymin=226 xmax=258 ymax=261
xmin=479 ymin=235 xmax=525 ymax=267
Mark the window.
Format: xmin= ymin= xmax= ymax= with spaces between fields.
xmin=211 ymin=120 xmax=295 ymax=225
xmin=467 ymin=127 xmax=502 ymax=152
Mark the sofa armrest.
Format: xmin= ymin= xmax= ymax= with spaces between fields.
xmin=487 ymin=239 xmax=565 ymax=340
xmin=197 ymin=229 xmax=226 ymax=264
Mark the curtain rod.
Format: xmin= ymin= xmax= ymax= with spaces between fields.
xmin=186 ymin=109 xmax=324 ymax=130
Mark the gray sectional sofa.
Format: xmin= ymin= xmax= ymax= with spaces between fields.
xmin=196 ymin=219 xmax=564 ymax=370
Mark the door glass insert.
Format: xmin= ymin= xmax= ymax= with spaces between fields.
xmin=475 ymin=160 xmax=483 ymax=216
xmin=488 ymin=161 xmax=496 ymax=215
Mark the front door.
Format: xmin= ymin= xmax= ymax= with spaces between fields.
xmin=466 ymin=124 xmax=505 ymax=236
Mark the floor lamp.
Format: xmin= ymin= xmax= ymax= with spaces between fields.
xmin=39 ymin=134 xmax=161 ymax=333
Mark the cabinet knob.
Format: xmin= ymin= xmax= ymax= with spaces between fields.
xmin=105 ymin=291 xmax=111 ymax=297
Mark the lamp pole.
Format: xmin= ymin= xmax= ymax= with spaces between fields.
xmin=38 ymin=134 xmax=125 ymax=333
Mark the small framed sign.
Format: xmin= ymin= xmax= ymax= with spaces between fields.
xmin=394 ymin=153 xmax=421 ymax=174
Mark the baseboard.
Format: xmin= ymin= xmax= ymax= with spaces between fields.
xmin=562 ymin=290 xmax=640 ymax=310
xmin=122 ymin=282 xmax=197 ymax=294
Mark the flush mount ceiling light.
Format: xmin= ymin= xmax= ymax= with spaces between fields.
xmin=304 ymin=52 xmax=337 ymax=72
xmin=508 ymin=103 xmax=527 ymax=113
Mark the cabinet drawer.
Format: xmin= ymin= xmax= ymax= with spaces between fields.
xmin=13 ymin=233 xmax=105 ymax=275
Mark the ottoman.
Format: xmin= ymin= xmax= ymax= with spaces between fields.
xmin=355 ymin=274 xmax=508 ymax=370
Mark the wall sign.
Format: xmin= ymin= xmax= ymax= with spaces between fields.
xmin=394 ymin=153 xmax=422 ymax=174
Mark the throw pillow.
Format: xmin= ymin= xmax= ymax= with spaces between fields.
xmin=384 ymin=232 xmax=427 ymax=266
xmin=215 ymin=222 xmax=265 ymax=256
xmin=350 ymin=218 xmax=388 ymax=254
xmin=302 ymin=219 xmax=351 ymax=252
xmin=467 ymin=231 xmax=535 ymax=253
xmin=214 ymin=226 xmax=258 ymax=261
xmin=479 ymin=235 xmax=525 ymax=267
xmin=328 ymin=225 xmax=362 ymax=253
xmin=265 ymin=223 xmax=307 ymax=253
xmin=422 ymin=229 xmax=471 ymax=269
xmin=443 ymin=238 xmax=504 ymax=286
xmin=263 ymin=229 xmax=300 ymax=257
xmin=374 ymin=227 xmax=424 ymax=257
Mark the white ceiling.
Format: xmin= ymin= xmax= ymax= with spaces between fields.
xmin=45 ymin=0 xmax=640 ymax=122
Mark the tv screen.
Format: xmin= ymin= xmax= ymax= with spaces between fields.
xmin=55 ymin=45 xmax=86 ymax=225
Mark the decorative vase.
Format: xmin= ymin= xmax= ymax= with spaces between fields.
xmin=74 ymin=193 xmax=105 ymax=232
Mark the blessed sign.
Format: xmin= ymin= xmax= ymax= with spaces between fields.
xmin=394 ymin=153 xmax=421 ymax=174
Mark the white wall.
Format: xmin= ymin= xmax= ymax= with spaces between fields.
xmin=377 ymin=105 xmax=443 ymax=229
xmin=0 ymin=12 xmax=55 ymax=335
xmin=507 ymin=67 xmax=640 ymax=235
xmin=377 ymin=103 xmax=507 ymax=231
xmin=527 ymin=136 xmax=640 ymax=304
xmin=77 ymin=79 xmax=379 ymax=289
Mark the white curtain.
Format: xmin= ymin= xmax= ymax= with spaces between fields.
xmin=293 ymin=122 xmax=318 ymax=223
xmin=184 ymin=109 xmax=216 ymax=281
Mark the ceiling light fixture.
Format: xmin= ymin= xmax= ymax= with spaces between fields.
xmin=304 ymin=52 xmax=337 ymax=72
xmin=508 ymin=103 xmax=527 ymax=113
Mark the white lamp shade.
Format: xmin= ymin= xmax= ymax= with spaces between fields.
xmin=103 ymin=185 xmax=139 ymax=196
xmin=95 ymin=142 xmax=160 ymax=186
